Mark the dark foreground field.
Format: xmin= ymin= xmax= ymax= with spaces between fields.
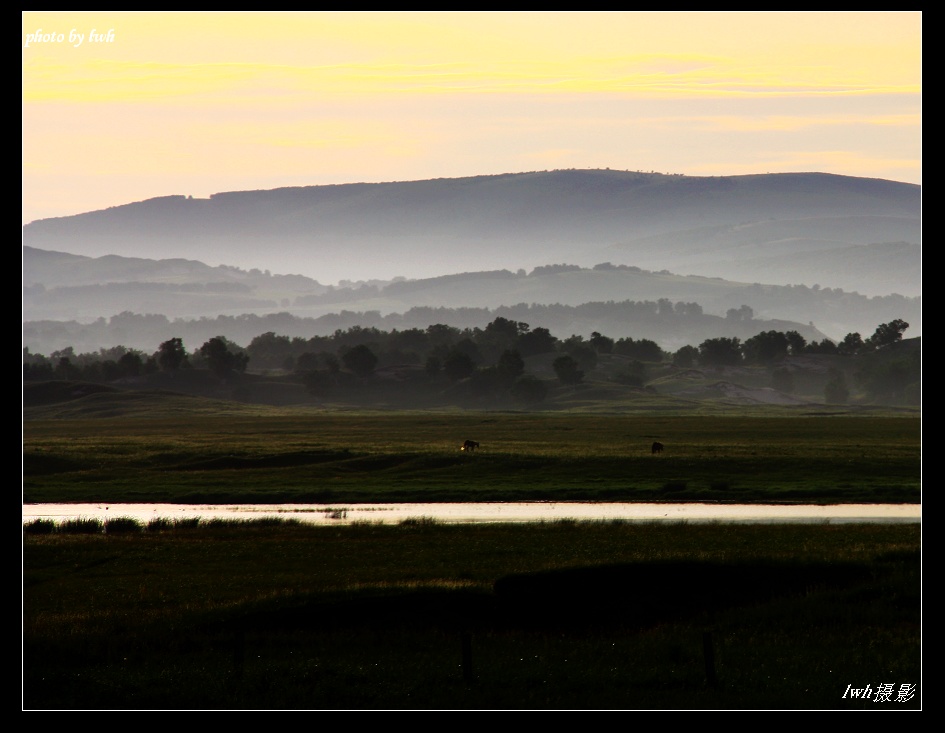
xmin=23 ymin=399 xmax=922 ymax=709
xmin=23 ymin=521 xmax=920 ymax=710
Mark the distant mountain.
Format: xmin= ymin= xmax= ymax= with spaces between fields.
xmin=22 ymin=169 xmax=920 ymax=294
xmin=23 ymin=247 xmax=920 ymax=356
xmin=22 ymin=245 xmax=341 ymax=291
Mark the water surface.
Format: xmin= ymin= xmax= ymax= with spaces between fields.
xmin=22 ymin=502 xmax=921 ymax=526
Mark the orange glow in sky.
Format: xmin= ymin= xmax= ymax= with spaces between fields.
xmin=22 ymin=11 xmax=921 ymax=225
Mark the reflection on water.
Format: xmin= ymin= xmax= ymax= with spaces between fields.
xmin=22 ymin=502 xmax=921 ymax=526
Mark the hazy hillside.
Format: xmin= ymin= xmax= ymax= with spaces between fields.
xmin=24 ymin=305 xmax=837 ymax=357
xmin=23 ymin=248 xmax=920 ymax=355
xmin=22 ymin=169 xmax=920 ymax=292
xmin=23 ymin=246 xmax=330 ymax=322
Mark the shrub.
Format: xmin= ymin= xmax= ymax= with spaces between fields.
xmin=147 ymin=517 xmax=174 ymax=532
xmin=104 ymin=517 xmax=143 ymax=534
xmin=23 ymin=519 xmax=57 ymax=535
xmin=553 ymin=355 xmax=584 ymax=385
xmin=59 ymin=518 xmax=103 ymax=534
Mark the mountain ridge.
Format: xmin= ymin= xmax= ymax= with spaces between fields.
xmin=23 ymin=245 xmax=920 ymax=356
xmin=22 ymin=169 xmax=920 ymax=289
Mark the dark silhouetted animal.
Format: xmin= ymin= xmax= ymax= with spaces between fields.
xmin=651 ymin=441 xmax=664 ymax=455
xmin=461 ymin=440 xmax=480 ymax=452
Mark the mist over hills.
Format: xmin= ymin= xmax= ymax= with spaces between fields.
xmin=24 ymin=246 xmax=919 ymax=356
xmin=22 ymin=169 xmax=920 ymax=356
xmin=23 ymin=169 xmax=920 ymax=294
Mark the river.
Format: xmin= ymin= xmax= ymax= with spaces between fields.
xmin=22 ymin=502 xmax=921 ymax=526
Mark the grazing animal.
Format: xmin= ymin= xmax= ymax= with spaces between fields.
xmin=651 ymin=441 xmax=664 ymax=455
xmin=461 ymin=440 xmax=480 ymax=452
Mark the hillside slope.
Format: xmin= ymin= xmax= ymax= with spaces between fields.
xmin=23 ymin=247 xmax=919 ymax=355
xmin=23 ymin=169 xmax=920 ymax=292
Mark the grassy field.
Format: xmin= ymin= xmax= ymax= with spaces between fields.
xmin=22 ymin=393 xmax=922 ymax=709
xmin=24 ymin=409 xmax=920 ymax=505
xmin=23 ymin=520 xmax=920 ymax=710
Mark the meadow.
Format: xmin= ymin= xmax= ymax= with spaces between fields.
xmin=23 ymin=519 xmax=920 ymax=710
xmin=23 ymin=404 xmax=922 ymax=709
xmin=23 ymin=411 xmax=920 ymax=505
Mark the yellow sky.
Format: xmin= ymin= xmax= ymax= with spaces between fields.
xmin=22 ymin=11 xmax=921 ymax=225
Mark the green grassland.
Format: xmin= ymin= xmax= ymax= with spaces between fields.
xmin=23 ymin=520 xmax=920 ymax=710
xmin=22 ymin=385 xmax=922 ymax=709
xmin=24 ymin=405 xmax=920 ymax=505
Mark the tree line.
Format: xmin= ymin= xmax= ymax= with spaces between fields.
xmin=23 ymin=317 xmax=917 ymax=406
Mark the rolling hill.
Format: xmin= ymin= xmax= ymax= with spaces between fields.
xmin=22 ymin=169 xmax=920 ymax=295
xmin=24 ymin=246 xmax=923 ymax=356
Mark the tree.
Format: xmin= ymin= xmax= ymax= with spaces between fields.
xmin=725 ymin=305 xmax=754 ymax=322
xmin=157 ymin=338 xmax=187 ymax=372
xmin=451 ymin=338 xmax=482 ymax=364
xmin=530 ymin=263 xmax=581 ymax=276
xmin=199 ymin=337 xmax=249 ymax=378
xmin=837 ymin=332 xmax=864 ymax=356
xmin=295 ymin=352 xmax=321 ymax=373
xmin=805 ymin=339 xmax=838 ymax=355
xmin=443 ymin=350 xmax=476 ymax=381
xmin=742 ymin=331 xmax=789 ymax=364
xmin=634 ymin=339 xmax=665 ymax=363
xmin=481 ymin=317 xmax=528 ymax=360
xmin=614 ymin=337 xmax=663 ymax=362
xmin=560 ymin=334 xmax=586 ymax=352
xmin=785 ymin=331 xmax=807 ymax=355
xmin=698 ymin=337 xmax=742 ymax=367
xmin=24 ymin=360 xmax=53 ymax=381
xmin=866 ymin=320 xmax=910 ymax=350
xmin=589 ymin=331 xmax=614 ymax=354
xmin=117 ymin=351 xmax=143 ymax=377
xmin=426 ymin=323 xmax=461 ymax=351
xmin=674 ymin=301 xmax=703 ymax=317
xmin=341 ymin=344 xmax=378 ymax=378
xmin=496 ymin=349 xmax=525 ymax=381
xmin=246 ymin=331 xmax=295 ymax=370
xmin=389 ymin=327 xmax=430 ymax=355
xmin=673 ymin=345 xmax=698 ymax=368
xmin=54 ymin=356 xmax=81 ymax=381
xmin=553 ymin=355 xmax=584 ymax=385
xmin=517 ymin=326 xmax=557 ymax=357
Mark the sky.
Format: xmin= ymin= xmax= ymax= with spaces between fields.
xmin=22 ymin=11 xmax=922 ymax=227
